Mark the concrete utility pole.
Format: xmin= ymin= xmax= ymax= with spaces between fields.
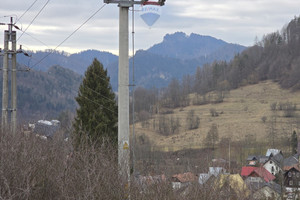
xmin=11 ymin=30 xmax=17 ymax=135
xmin=1 ymin=17 xmax=19 ymax=134
xmin=2 ymin=30 xmax=9 ymax=131
xmin=104 ymin=0 xmax=166 ymax=189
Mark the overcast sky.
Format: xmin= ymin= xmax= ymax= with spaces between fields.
xmin=0 ymin=0 xmax=299 ymax=55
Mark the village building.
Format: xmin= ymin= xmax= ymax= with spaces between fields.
xmin=198 ymin=167 xmax=226 ymax=185
xmin=251 ymin=182 xmax=282 ymax=200
xmin=171 ymin=172 xmax=197 ymax=190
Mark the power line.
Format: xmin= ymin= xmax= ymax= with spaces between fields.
xmin=17 ymin=0 xmax=50 ymax=41
xmin=85 ymin=85 xmax=116 ymax=103
xmin=15 ymin=0 xmax=39 ymax=24
xmin=48 ymin=74 xmax=117 ymax=115
xmin=16 ymin=27 xmax=51 ymax=48
xmin=30 ymin=3 xmax=107 ymax=70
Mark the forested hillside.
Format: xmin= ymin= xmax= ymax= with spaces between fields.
xmin=132 ymin=16 xmax=300 ymax=127
xmin=0 ymin=65 xmax=82 ymax=121
xmin=194 ymin=16 xmax=300 ymax=94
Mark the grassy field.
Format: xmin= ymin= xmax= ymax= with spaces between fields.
xmin=133 ymin=80 xmax=300 ymax=152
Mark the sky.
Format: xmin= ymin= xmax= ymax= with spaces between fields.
xmin=0 ymin=0 xmax=299 ymax=55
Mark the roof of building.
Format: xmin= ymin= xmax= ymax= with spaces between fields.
xmin=172 ymin=172 xmax=197 ymax=183
xmin=283 ymin=164 xmax=300 ymax=172
xmin=241 ymin=166 xmax=257 ymax=177
xmin=209 ymin=167 xmax=225 ymax=176
xmin=241 ymin=166 xmax=276 ymax=182
xmin=251 ymin=167 xmax=276 ymax=183
xmin=283 ymin=155 xmax=299 ymax=167
xmin=198 ymin=173 xmax=211 ymax=185
xmin=266 ymin=149 xmax=282 ymax=157
xmin=33 ymin=120 xmax=60 ymax=138
xmin=247 ymin=181 xmax=281 ymax=194
xmin=247 ymin=155 xmax=259 ymax=161
xmin=271 ymin=153 xmax=284 ymax=166
xmin=259 ymin=156 xmax=269 ymax=164
xmin=198 ymin=167 xmax=226 ymax=184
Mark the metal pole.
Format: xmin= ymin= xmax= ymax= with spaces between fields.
xmin=11 ymin=31 xmax=17 ymax=134
xmin=118 ymin=3 xmax=130 ymax=185
xmin=2 ymin=30 xmax=9 ymax=131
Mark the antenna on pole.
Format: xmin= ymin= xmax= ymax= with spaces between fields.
xmin=103 ymin=0 xmax=166 ymax=197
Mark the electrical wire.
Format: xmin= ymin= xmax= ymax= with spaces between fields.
xmin=16 ymin=27 xmax=51 ymax=48
xmin=66 ymin=86 xmax=117 ymax=115
xmin=15 ymin=0 xmax=39 ymax=24
xmin=30 ymin=3 xmax=107 ymax=70
xmin=17 ymin=0 xmax=50 ymax=41
xmin=85 ymin=85 xmax=116 ymax=103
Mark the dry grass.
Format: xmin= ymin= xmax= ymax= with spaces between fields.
xmin=134 ymin=80 xmax=300 ymax=151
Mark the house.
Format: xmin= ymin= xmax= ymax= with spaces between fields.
xmin=241 ymin=166 xmax=276 ymax=183
xmin=266 ymin=149 xmax=282 ymax=157
xmin=247 ymin=155 xmax=260 ymax=166
xmin=171 ymin=172 xmax=197 ymax=189
xmin=215 ymin=174 xmax=250 ymax=199
xmin=32 ymin=120 xmax=61 ymax=139
xmin=198 ymin=167 xmax=226 ymax=185
xmin=251 ymin=166 xmax=276 ymax=183
xmin=241 ymin=166 xmax=257 ymax=177
xmin=246 ymin=150 xmax=283 ymax=176
xmin=263 ymin=156 xmax=282 ymax=176
xmin=252 ymin=182 xmax=281 ymax=200
xmin=284 ymin=165 xmax=300 ymax=200
xmin=283 ymin=165 xmax=300 ymax=188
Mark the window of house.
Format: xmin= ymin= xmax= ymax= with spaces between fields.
xmin=271 ymin=166 xmax=274 ymax=172
xmin=298 ymin=181 xmax=300 ymax=186
xmin=289 ymin=180 xmax=293 ymax=186
xmin=297 ymin=173 xmax=300 ymax=178
xmin=270 ymin=160 xmax=273 ymax=164
xmin=288 ymin=172 xmax=292 ymax=177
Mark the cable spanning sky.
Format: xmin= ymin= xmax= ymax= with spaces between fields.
xmin=0 ymin=0 xmax=299 ymax=55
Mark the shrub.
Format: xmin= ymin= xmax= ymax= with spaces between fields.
xmin=210 ymin=108 xmax=219 ymax=117
xmin=261 ymin=116 xmax=267 ymax=123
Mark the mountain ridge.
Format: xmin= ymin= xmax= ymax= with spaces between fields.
xmin=16 ymin=32 xmax=246 ymax=89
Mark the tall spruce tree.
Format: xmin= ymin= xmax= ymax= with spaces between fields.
xmin=73 ymin=58 xmax=117 ymax=147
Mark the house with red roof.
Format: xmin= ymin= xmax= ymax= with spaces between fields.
xmin=241 ymin=166 xmax=257 ymax=177
xmin=241 ymin=166 xmax=276 ymax=184
xmin=252 ymin=166 xmax=276 ymax=183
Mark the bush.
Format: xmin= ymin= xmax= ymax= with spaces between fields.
xmin=210 ymin=108 xmax=219 ymax=117
xmin=186 ymin=110 xmax=200 ymax=130
xmin=270 ymin=102 xmax=277 ymax=111
xmin=261 ymin=116 xmax=267 ymax=123
xmin=0 ymin=130 xmax=124 ymax=200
